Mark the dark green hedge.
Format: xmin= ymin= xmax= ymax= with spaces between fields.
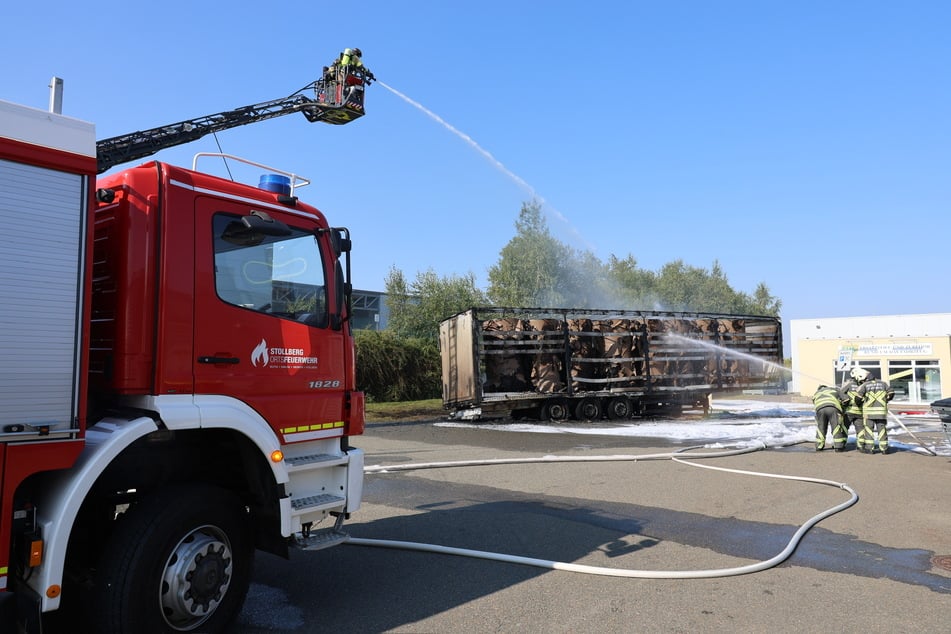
xmin=354 ymin=330 xmax=441 ymax=402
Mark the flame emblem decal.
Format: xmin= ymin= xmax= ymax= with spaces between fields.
xmin=251 ymin=339 xmax=269 ymax=367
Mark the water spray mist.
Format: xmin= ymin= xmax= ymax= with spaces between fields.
xmin=377 ymin=80 xmax=594 ymax=250
xmin=667 ymin=333 xmax=940 ymax=455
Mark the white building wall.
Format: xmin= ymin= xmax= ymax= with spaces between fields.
xmin=790 ymin=314 xmax=951 ymax=403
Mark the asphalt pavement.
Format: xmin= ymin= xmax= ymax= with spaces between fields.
xmin=236 ymin=412 xmax=951 ymax=633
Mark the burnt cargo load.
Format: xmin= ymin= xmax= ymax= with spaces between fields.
xmin=439 ymin=307 xmax=784 ymax=420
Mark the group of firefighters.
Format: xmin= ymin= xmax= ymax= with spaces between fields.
xmin=812 ymin=368 xmax=895 ymax=454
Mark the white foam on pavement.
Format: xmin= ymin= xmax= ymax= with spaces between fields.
xmin=436 ymin=399 xmax=950 ymax=456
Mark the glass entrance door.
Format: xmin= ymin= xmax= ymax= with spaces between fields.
xmin=887 ymin=359 xmax=940 ymax=404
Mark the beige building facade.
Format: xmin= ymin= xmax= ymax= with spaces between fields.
xmin=790 ymin=313 xmax=951 ymax=405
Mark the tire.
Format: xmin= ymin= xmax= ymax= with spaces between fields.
xmin=605 ymin=396 xmax=632 ymax=420
xmin=540 ymin=398 xmax=570 ymax=421
xmin=88 ymin=484 xmax=253 ymax=633
xmin=574 ymin=397 xmax=602 ymax=421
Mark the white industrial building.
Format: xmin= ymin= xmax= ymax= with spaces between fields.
xmin=789 ymin=313 xmax=951 ymax=405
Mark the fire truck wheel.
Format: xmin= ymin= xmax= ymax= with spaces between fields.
xmin=88 ymin=484 xmax=253 ymax=633
xmin=574 ymin=397 xmax=602 ymax=421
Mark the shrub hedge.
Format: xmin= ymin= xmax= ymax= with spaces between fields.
xmin=354 ymin=330 xmax=441 ymax=402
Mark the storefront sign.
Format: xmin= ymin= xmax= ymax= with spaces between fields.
xmin=854 ymin=343 xmax=933 ymax=356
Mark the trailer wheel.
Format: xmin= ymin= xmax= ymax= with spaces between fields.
xmin=605 ymin=396 xmax=633 ymax=420
xmin=574 ymin=397 xmax=602 ymax=421
xmin=88 ymin=484 xmax=253 ymax=633
xmin=540 ymin=398 xmax=570 ymax=421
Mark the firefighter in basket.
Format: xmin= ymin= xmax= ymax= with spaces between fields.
xmin=332 ymin=47 xmax=375 ymax=83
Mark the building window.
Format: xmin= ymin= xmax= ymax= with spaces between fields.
xmin=887 ymin=359 xmax=940 ymax=403
xmin=834 ymin=360 xmax=881 ymax=387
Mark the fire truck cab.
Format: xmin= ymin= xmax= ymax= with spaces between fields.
xmin=0 ymin=82 xmax=365 ymax=632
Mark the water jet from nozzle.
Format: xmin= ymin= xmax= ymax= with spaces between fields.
xmin=667 ymin=332 xmax=940 ymax=456
xmin=376 ymin=80 xmax=593 ymax=250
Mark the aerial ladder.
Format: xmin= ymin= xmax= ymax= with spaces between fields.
xmin=1 ymin=54 xmax=375 ymax=633
xmin=96 ymin=66 xmax=372 ymax=173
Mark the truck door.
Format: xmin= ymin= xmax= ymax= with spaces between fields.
xmin=193 ymin=198 xmax=348 ymax=439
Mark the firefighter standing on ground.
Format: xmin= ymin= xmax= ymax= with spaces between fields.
xmin=812 ymin=384 xmax=848 ymax=451
xmin=840 ymin=368 xmax=868 ymax=451
xmin=855 ymin=374 xmax=895 ymax=454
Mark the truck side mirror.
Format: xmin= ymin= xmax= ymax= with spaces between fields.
xmin=332 ymin=261 xmax=346 ymax=331
xmin=330 ymin=229 xmax=352 ymax=257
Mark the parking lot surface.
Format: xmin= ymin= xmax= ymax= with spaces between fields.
xmin=237 ymin=407 xmax=950 ymax=633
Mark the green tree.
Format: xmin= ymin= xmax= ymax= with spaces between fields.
xmin=485 ymin=201 xmax=781 ymax=315
xmin=654 ymin=260 xmax=702 ymax=311
xmin=487 ymin=200 xmax=571 ymax=306
xmin=384 ymin=267 xmax=486 ymax=340
xmin=606 ymin=254 xmax=658 ymax=308
xmin=383 ymin=265 xmax=411 ymax=323
xmin=650 ymin=259 xmax=780 ymax=316
xmin=747 ymin=282 xmax=783 ymax=316
xmin=562 ymin=249 xmax=616 ymax=307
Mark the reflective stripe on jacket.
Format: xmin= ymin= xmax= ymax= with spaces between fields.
xmin=856 ymin=379 xmax=894 ymax=418
xmin=840 ymin=379 xmax=863 ymax=415
xmin=812 ymin=386 xmax=844 ymax=412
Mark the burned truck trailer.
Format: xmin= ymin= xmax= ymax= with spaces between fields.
xmin=439 ymin=307 xmax=784 ymax=420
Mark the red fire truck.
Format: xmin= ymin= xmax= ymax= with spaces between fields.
xmin=0 ymin=67 xmax=370 ymax=632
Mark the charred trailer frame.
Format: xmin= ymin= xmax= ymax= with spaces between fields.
xmin=439 ymin=307 xmax=784 ymax=421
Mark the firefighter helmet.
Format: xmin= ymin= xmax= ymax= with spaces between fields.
xmin=849 ymin=367 xmax=870 ymax=383
xmin=353 ymin=48 xmax=363 ymax=57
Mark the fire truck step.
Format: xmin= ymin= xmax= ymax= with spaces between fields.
xmin=285 ymin=453 xmax=348 ymax=471
xmin=292 ymin=528 xmax=349 ymax=551
xmin=290 ymin=493 xmax=346 ymax=513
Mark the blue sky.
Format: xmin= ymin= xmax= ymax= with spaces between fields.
xmin=4 ymin=2 xmax=950 ymax=336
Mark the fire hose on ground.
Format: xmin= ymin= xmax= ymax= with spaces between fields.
xmin=347 ymin=442 xmax=859 ymax=579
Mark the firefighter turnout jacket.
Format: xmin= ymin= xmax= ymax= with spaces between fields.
xmin=840 ymin=379 xmax=864 ymax=417
xmin=812 ymin=385 xmax=845 ymax=412
xmin=855 ymin=379 xmax=894 ymax=417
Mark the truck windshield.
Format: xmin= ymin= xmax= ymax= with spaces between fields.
xmin=213 ymin=213 xmax=329 ymax=327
